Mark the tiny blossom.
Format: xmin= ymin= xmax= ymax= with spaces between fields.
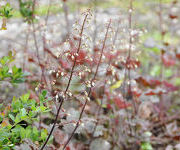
xmin=86 ymin=36 xmax=92 ymax=42
xmin=74 ymin=53 xmax=79 ymax=57
xmin=52 ymin=80 xmax=56 ymax=85
xmin=56 ymin=73 xmax=59 ymax=78
xmin=133 ymin=87 xmax=137 ymax=91
xmin=125 ymin=44 xmax=130 ymax=49
xmin=49 ymin=70 xmax=54 ymax=75
xmin=131 ymin=30 xmax=138 ymax=36
xmin=60 ymin=92 xmax=66 ymax=99
xmin=91 ymin=81 xmax=95 ymax=87
xmin=65 ymin=53 xmax=69 ymax=57
xmin=35 ymin=87 xmax=39 ymax=92
xmin=67 ymin=113 xmax=70 ymax=116
xmin=107 ymin=80 xmax=111 ymax=85
xmin=81 ymin=123 xmax=85 ymax=127
xmin=129 ymin=9 xmax=133 ymax=13
xmin=112 ymin=45 xmax=116 ymax=49
xmin=112 ymin=68 xmax=116 ymax=76
xmin=67 ymin=92 xmax=72 ymax=97
xmin=131 ymin=45 xmax=136 ymax=51
xmin=131 ymin=79 xmax=136 ymax=85
xmin=127 ymin=80 xmax=131 ymax=85
xmin=85 ymin=68 xmax=91 ymax=73
xmin=61 ymin=72 xmax=64 ymax=76
xmin=55 ymin=52 xmax=59 ymax=58
xmin=134 ymin=64 xmax=138 ymax=68
xmin=55 ymin=94 xmax=59 ymax=101
xmin=115 ymin=61 xmax=118 ymax=65
xmin=84 ymin=91 xmax=88 ymax=96
xmin=35 ymin=15 xmax=40 ymax=20
xmin=112 ymin=78 xmax=116 ymax=83
xmin=71 ymin=55 xmax=75 ymax=60
xmin=86 ymin=81 xmax=91 ymax=88
xmin=102 ymin=55 xmax=105 ymax=60
xmin=132 ymin=37 xmax=135 ymax=42
xmin=72 ymin=24 xmax=76 ymax=28
xmin=59 ymin=3 xmax=63 ymax=7
xmin=89 ymin=58 xmax=93 ymax=62
xmin=86 ymin=97 xmax=91 ymax=101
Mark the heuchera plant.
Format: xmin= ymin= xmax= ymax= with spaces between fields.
xmin=0 ymin=0 xmax=180 ymax=149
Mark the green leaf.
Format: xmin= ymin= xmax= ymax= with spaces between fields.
xmin=12 ymin=66 xmax=18 ymax=75
xmin=150 ymin=65 xmax=161 ymax=76
xmin=25 ymin=127 xmax=32 ymax=139
xmin=2 ymin=138 xmax=9 ymax=145
xmin=102 ymin=104 xmax=107 ymax=108
xmin=0 ymin=3 xmax=13 ymax=19
xmin=40 ymin=106 xmax=46 ymax=112
xmin=14 ymin=114 xmax=21 ymax=123
xmin=20 ymin=108 xmax=27 ymax=120
xmin=0 ymin=56 xmax=9 ymax=65
xmin=9 ymin=114 xmax=15 ymax=122
xmin=141 ymin=142 xmax=153 ymax=150
xmin=0 ymin=115 xmax=3 ymax=122
xmin=21 ymin=93 xmax=30 ymax=103
xmin=164 ymin=68 xmax=173 ymax=78
xmin=42 ymin=90 xmax=47 ymax=97
xmin=32 ymin=127 xmax=39 ymax=141
xmin=41 ymin=129 xmax=48 ymax=140
xmin=175 ymin=78 xmax=180 ymax=86
xmin=20 ymin=127 xmax=26 ymax=139
xmin=2 ymin=147 xmax=11 ymax=150
xmin=151 ymin=47 xmax=161 ymax=54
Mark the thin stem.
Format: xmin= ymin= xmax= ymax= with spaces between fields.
xmin=62 ymin=0 xmax=70 ymax=37
xmin=40 ymin=13 xmax=89 ymax=150
xmin=121 ymin=0 xmax=136 ymax=137
xmin=62 ymin=20 xmax=112 ymax=150
xmin=127 ymin=0 xmax=137 ymax=114
xmin=31 ymin=0 xmax=47 ymax=85
xmin=90 ymin=60 xmax=111 ymax=143
xmin=22 ymin=32 xmax=29 ymax=71
xmin=90 ymin=19 xmax=120 ymax=142
xmin=159 ymin=0 xmax=165 ymax=120
xmin=92 ymin=0 xmax=97 ymax=50
xmin=45 ymin=0 xmax=51 ymax=26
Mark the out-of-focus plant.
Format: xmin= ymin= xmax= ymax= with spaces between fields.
xmin=0 ymin=52 xmax=25 ymax=83
xmin=0 ymin=3 xmax=13 ymax=30
xmin=18 ymin=0 xmax=34 ymax=23
xmin=0 ymin=3 xmax=13 ymax=18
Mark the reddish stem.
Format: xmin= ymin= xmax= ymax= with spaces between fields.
xmin=62 ymin=20 xmax=112 ymax=150
xmin=40 ymin=13 xmax=89 ymax=150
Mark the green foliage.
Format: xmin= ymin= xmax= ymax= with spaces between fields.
xmin=150 ymin=65 xmax=161 ymax=77
xmin=141 ymin=142 xmax=153 ymax=150
xmin=18 ymin=0 xmax=34 ymax=22
xmin=0 ymin=52 xmax=25 ymax=83
xmin=0 ymin=3 xmax=13 ymax=19
xmin=0 ymin=91 xmax=49 ymax=149
xmin=175 ymin=77 xmax=180 ymax=86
